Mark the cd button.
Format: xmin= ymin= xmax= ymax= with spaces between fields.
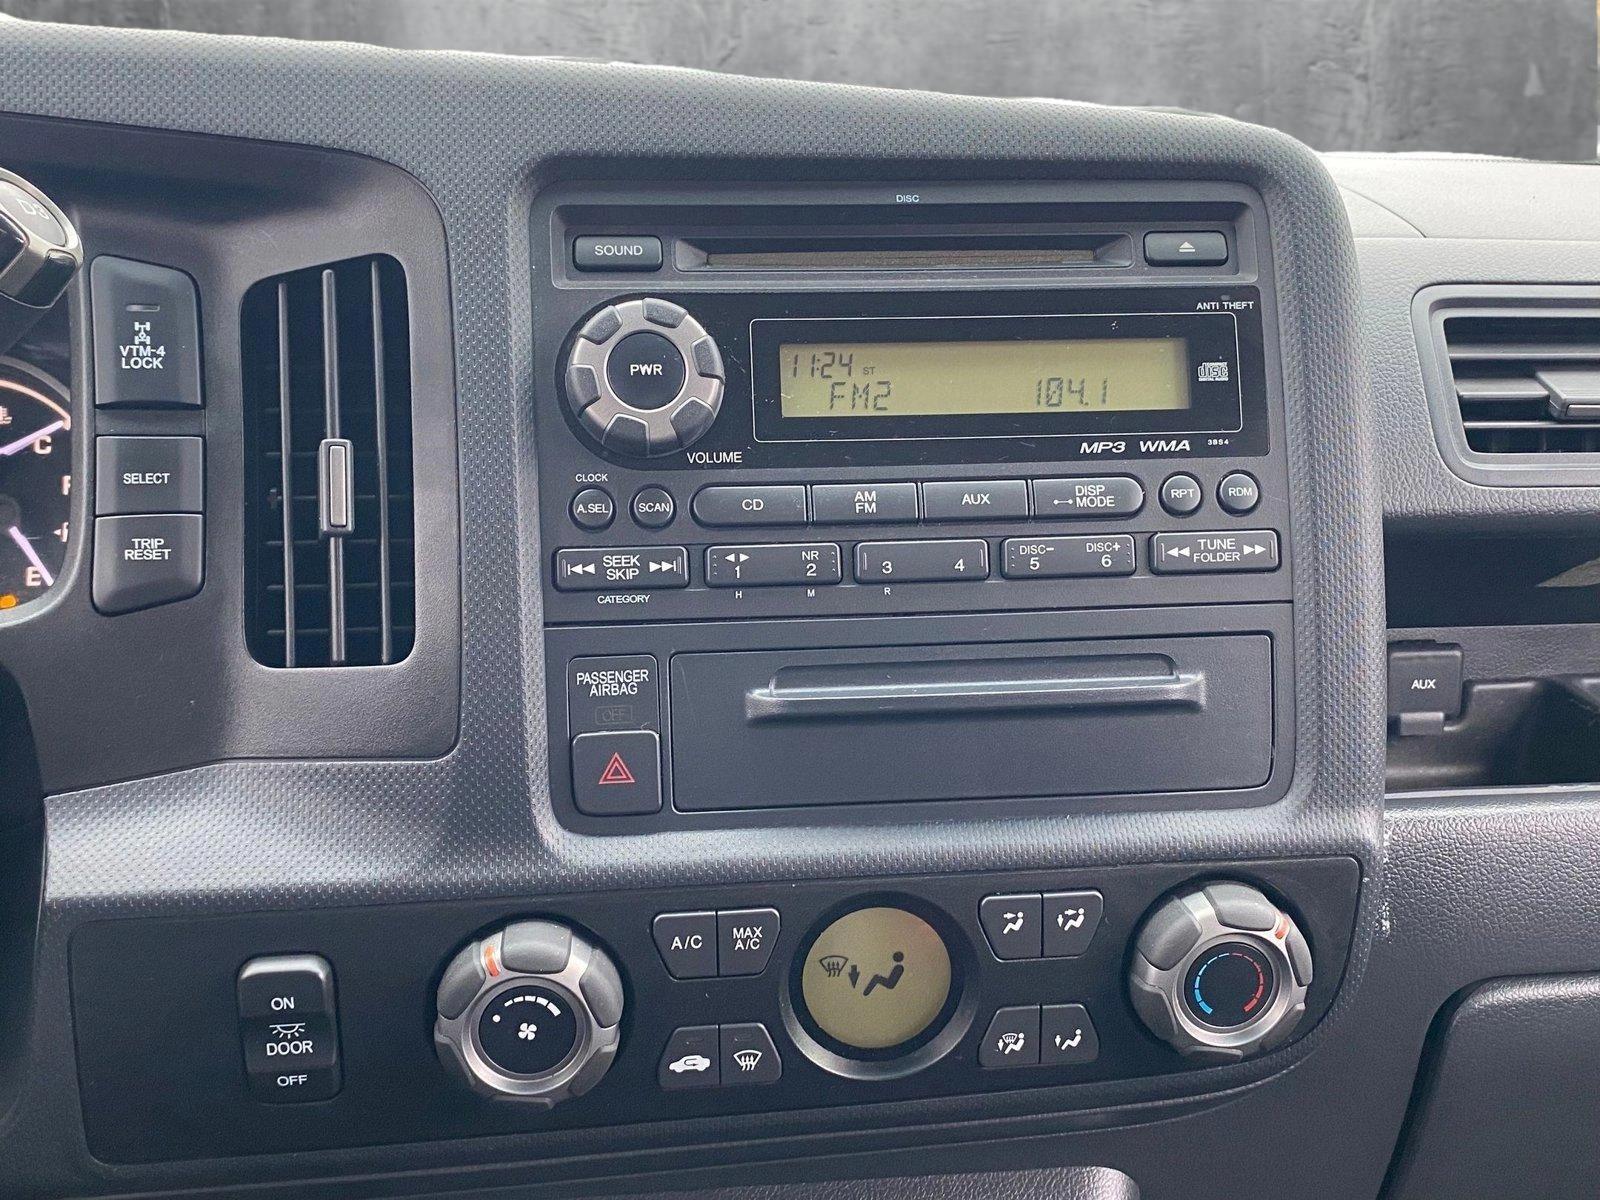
xmin=692 ymin=485 xmax=807 ymax=527
xmin=921 ymin=479 xmax=1028 ymax=521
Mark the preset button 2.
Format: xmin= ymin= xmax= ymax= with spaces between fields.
xmin=705 ymin=543 xmax=841 ymax=588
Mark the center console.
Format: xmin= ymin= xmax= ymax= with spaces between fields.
xmin=533 ymin=182 xmax=1293 ymax=830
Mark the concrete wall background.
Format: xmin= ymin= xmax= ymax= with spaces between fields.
xmin=3 ymin=0 xmax=1595 ymax=159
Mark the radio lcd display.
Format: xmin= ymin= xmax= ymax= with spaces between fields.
xmin=778 ymin=337 xmax=1191 ymax=419
xmin=751 ymin=311 xmax=1243 ymax=444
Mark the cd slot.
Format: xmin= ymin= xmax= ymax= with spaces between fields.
xmin=679 ymin=233 xmax=1131 ymax=272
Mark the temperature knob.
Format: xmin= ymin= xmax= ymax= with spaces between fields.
xmin=1127 ymin=881 xmax=1312 ymax=1062
xmin=563 ymin=298 xmax=724 ymax=457
xmin=434 ymin=919 xmax=624 ymax=1105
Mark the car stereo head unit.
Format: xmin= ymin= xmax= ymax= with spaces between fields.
xmin=558 ymin=285 xmax=1268 ymax=468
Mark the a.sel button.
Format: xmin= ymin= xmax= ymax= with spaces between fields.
xmin=92 ymin=513 xmax=204 ymax=614
xmin=1032 ymin=476 xmax=1144 ymax=518
xmin=1150 ymin=530 xmax=1279 ymax=574
xmin=1002 ymin=536 xmax=1134 ymax=579
xmin=555 ymin=546 xmax=688 ymax=590
xmin=855 ymin=539 xmax=988 ymax=584
xmin=705 ymin=543 xmax=842 ymax=587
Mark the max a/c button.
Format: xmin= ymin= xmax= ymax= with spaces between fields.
xmin=571 ymin=730 xmax=662 ymax=815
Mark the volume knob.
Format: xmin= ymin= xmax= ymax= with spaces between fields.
xmin=1127 ymin=881 xmax=1312 ymax=1063
xmin=563 ymin=297 xmax=724 ymax=457
xmin=434 ymin=920 xmax=624 ymax=1105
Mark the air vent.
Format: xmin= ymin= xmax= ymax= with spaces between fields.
xmin=242 ymin=256 xmax=415 ymax=667
xmin=1444 ymin=313 xmax=1600 ymax=454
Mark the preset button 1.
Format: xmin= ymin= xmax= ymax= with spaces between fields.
xmin=705 ymin=543 xmax=842 ymax=588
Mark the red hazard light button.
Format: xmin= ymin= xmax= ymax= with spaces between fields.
xmin=571 ymin=730 xmax=662 ymax=816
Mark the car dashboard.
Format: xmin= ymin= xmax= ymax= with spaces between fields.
xmin=0 ymin=16 xmax=1595 ymax=1200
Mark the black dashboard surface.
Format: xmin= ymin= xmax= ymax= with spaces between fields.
xmin=0 ymin=14 xmax=1592 ymax=1200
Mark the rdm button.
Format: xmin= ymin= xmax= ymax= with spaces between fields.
xmin=572 ymin=730 xmax=662 ymax=816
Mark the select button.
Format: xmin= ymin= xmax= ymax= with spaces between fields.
xmin=95 ymin=436 xmax=204 ymax=515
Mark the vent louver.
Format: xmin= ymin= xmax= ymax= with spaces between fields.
xmin=243 ymin=255 xmax=415 ymax=668
xmin=1445 ymin=313 xmax=1600 ymax=455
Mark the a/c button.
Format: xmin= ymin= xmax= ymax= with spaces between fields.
xmin=653 ymin=911 xmax=718 ymax=979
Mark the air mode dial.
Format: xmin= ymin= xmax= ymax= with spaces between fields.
xmin=434 ymin=919 xmax=624 ymax=1105
xmin=1127 ymin=881 xmax=1312 ymax=1062
xmin=563 ymin=297 xmax=725 ymax=457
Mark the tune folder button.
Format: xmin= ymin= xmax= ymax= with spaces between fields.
xmin=1150 ymin=530 xmax=1280 ymax=574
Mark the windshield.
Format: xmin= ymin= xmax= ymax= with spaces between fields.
xmin=2 ymin=0 xmax=1597 ymax=160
